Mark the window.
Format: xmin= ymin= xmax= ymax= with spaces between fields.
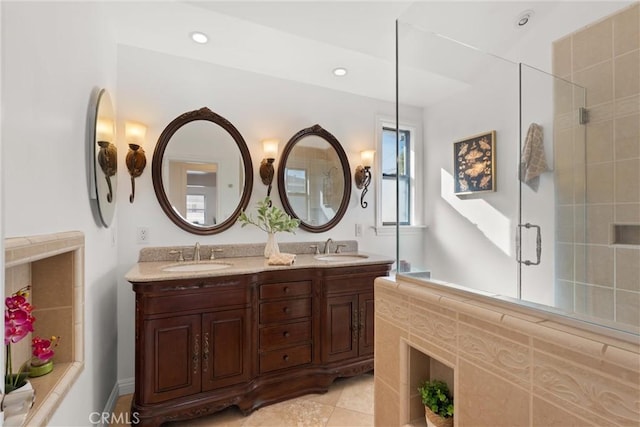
xmin=186 ymin=194 xmax=206 ymax=225
xmin=381 ymin=126 xmax=411 ymax=225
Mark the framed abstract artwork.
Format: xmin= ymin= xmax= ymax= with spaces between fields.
xmin=453 ymin=131 xmax=496 ymax=195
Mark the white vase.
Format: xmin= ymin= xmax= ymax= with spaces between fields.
xmin=2 ymin=380 xmax=35 ymax=426
xmin=264 ymin=232 xmax=280 ymax=258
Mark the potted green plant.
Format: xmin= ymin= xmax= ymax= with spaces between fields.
xmin=418 ymin=379 xmax=454 ymax=427
xmin=237 ymin=197 xmax=300 ymax=258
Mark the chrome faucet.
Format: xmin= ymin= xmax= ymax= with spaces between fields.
xmin=323 ymin=238 xmax=333 ymax=254
xmin=193 ymin=242 xmax=201 ymax=262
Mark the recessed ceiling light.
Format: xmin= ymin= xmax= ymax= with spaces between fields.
xmin=190 ymin=31 xmax=209 ymax=44
xmin=515 ymin=10 xmax=534 ymax=28
xmin=333 ymin=67 xmax=348 ymax=77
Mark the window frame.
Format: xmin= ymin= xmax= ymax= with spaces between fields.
xmin=374 ymin=116 xmax=424 ymax=235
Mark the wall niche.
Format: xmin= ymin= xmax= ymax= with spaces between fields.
xmin=4 ymin=231 xmax=84 ymax=426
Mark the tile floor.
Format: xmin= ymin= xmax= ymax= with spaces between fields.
xmin=111 ymin=373 xmax=390 ymax=427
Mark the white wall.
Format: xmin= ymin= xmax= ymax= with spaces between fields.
xmin=1 ymin=2 xmax=119 ymax=425
xmin=115 ymin=45 xmax=424 ymax=381
xmin=406 ymin=32 xmax=521 ymax=295
xmin=0 ymin=0 xmax=4 ymax=408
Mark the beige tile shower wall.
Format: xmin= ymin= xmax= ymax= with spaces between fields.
xmin=374 ymin=276 xmax=640 ymax=427
xmin=552 ymin=3 xmax=640 ymax=328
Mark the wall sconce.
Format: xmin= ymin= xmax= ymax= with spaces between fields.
xmin=96 ymin=118 xmax=117 ymax=203
xmin=354 ymin=150 xmax=375 ymax=208
xmin=260 ymin=139 xmax=279 ymax=200
xmin=125 ymin=121 xmax=147 ymax=203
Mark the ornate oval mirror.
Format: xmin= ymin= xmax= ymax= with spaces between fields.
xmin=277 ymin=124 xmax=351 ymax=232
xmin=92 ymin=88 xmax=117 ymax=227
xmin=152 ymin=107 xmax=253 ymax=235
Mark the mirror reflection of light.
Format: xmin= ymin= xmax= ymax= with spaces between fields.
xmin=440 ymin=168 xmax=511 ymax=255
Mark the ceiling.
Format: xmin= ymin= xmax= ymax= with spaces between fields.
xmin=110 ymin=1 xmax=633 ymax=107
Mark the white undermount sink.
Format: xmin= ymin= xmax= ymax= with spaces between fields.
xmin=162 ymin=262 xmax=232 ymax=272
xmin=314 ymin=254 xmax=369 ymax=262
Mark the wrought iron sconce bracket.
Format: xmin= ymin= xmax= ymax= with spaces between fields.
xmin=126 ymin=143 xmax=146 ymax=203
xmin=354 ymin=165 xmax=371 ymax=208
xmin=260 ymin=157 xmax=275 ymax=199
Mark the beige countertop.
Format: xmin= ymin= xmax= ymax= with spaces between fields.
xmin=125 ymin=252 xmax=394 ymax=283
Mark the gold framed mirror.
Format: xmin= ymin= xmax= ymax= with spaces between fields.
xmin=151 ymin=107 xmax=253 ymax=235
xmin=277 ymin=124 xmax=351 ymax=232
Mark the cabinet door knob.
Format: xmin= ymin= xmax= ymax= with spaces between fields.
xmin=283 ymin=331 xmax=290 ymax=338
xmin=283 ymin=286 xmax=289 ymax=294
xmin=283 ymin=354 xmax=289 ymax=362
xmin=283 ymin=307 xmax=290 ymax=314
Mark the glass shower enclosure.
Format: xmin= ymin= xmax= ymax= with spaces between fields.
xmin=394 ymin=21 xmax=633 ymax=335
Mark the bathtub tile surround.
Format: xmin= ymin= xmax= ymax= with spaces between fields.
xmin=374 ymin=276 xmax=640 ymax=427
xmin=3 ymin=232 xmax=85 ymax=426
xmin=552 ymin=3 xmax=640 ymax=328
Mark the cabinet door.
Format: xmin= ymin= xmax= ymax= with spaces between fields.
xmin=359 ymin=292 xmax=375 ymax=356
xmin=322 ymin=294 xmax=359 ymax=362
xmin=143 ymin=314 xmax=201 ymax=403
xmin=202 ymin=309 xmax=250 ymax=391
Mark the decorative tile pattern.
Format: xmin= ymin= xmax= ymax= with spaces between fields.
xmin=409 ymin=305 xmax=456 ymax=353
xmin=533 ymin=351 xmax=640 ymax=425
xmin=375 ymin=274 xmax=640 ymax=427
xmin=458 ymin=323 xmax=530 ymax=387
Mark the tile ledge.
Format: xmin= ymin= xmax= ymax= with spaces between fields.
xmin=23 ymin=361 xmax=84 ymax=427
xmin=5 ymin=231 xmax=85 ymax=268
xmin=391 ymin=275 xmax=640 ymax=348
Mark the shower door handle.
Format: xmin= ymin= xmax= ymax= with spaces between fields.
xmin=517 ymin=223 xmax=541 ymax=266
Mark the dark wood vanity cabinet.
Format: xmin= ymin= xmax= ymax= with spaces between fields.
xmin=141 ymin=308 xmax=250 ymax=404
xmin=322 ymin=270 xmax=377 ymax=363
xmin=258 ymin=279 xmax=313 ymax=373
xmin=130 ymin=262 xmax=391 ymax=426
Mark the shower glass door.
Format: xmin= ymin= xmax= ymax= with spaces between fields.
xmin=518 ymin=64 xmax=587 ymax=313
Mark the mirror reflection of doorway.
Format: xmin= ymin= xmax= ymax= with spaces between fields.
xmin=169 ymin=161 xmax=218 ymax=226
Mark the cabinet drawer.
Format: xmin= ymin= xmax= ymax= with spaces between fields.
xmin=259 ymin=344 xmax=312 ymax=373
xmin=146 ymin=287 xmax=248 ymax=314
xmin=259 ymin=320 xmax=311 ymax=351
xmin=260 ymin=281 xmax=311 ymax=300
xmin=324 ymin=276 xmax=372 ymax=294
xmin=260 ymin=298 xmax=311 ymax=324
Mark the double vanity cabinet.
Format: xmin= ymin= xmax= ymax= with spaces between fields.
xmin=126 ymin=253 xmax=393 ymax=426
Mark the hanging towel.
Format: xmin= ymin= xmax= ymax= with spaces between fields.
xmin=520 ymin=123 xmax=549 ymax=191
xmin=267 ymin=252 xmax=296 ymax=266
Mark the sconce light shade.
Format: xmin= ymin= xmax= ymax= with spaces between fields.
xmin=263 ymin=139 xmax=279 ymax=160
xmin=355 ymin=150 xmax=375 ymax=208
xmin=125 ymin=121 xmax=148 ymax=203
xmin=96 ymin=118 xmax=114 ymax=143
xmin=125 ymin=121 xmax=147 ymax=145
xmin=260 ymin=139 xmax=279 ymax=200
xmin=361 ymin=150 xmax=375 ymax=168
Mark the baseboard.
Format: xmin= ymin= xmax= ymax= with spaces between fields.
xmin=96 ymin=381 xmax=121 ymax=427
xmin=93 ymin=378 xmax=135 ymax=427
xmin=118 ymin=377 xmax=135 ymax=396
